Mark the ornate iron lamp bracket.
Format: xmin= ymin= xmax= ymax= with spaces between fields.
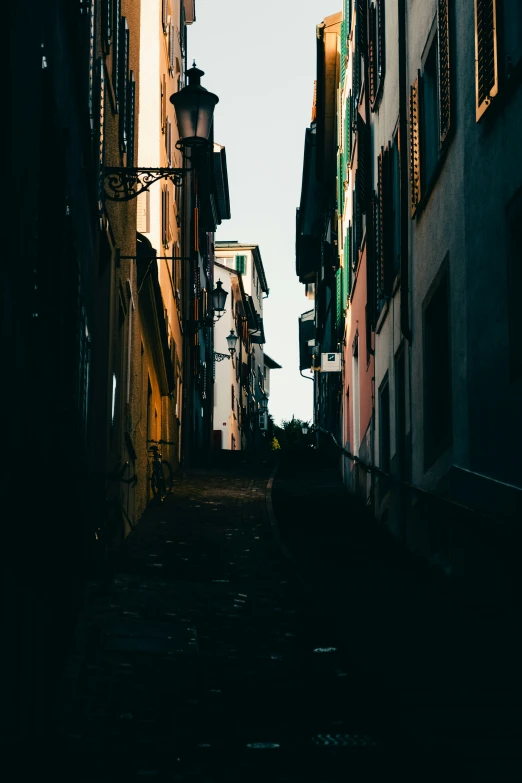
xmin=104 ymin=167 xmax=191 ymax=201
xmin=213 ymin=352 xmax=231 ymax=362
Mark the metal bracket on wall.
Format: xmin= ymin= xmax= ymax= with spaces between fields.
xmin=103 ymin=167 xmax=191 ymax=201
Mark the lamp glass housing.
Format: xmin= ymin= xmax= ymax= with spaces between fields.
xmin=259 ymin=394 xmax=268 ymax=413
xmin=226 ymin=330 xmax=238 ymax=355
xmin=170 ymin=67 xmax=219 ymax=146
xmin=212 ymin=280 xmax=228 ymax=313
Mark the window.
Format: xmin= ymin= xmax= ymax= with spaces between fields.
xmin=161 ymin=74 xmax=167 ymax=133
xmin=112 ymin=0 xmax=121 ymax=101
xmin=162 ymin=0 xmax=169 ymax=34
xmin=379 ymin=376 xmax=391 ymax=499
xmin=474 ymin=0 xmax=522 ymax=121
xmin=161 ymin=186 xmax=170 ymax=248
xmin=231 ymin=384 xmax=235 ymax=411
xmin=423 ymin=35 xmax=439 ymax=188
xmin=127 ymin=71 xmax=135 ymax=166
xmin=101 ymin=0 xmax=113 ymax=53
xmin=165 ymin=116 xmax=172 ymax=165
xmin=118 ymin=18 xmax=129 ymax=153
xmin=503 ymin=0 xmax=522 ymax=76
xmin=168 ymin=22 xmax=176 ymax=73
xmin=235 ymin=255 xmax=247 ymax=274
xmin=369 ymin=0 xmax=385 ymax=110
xmin=507 ymin=189 xmax=522 ymax=382
xmin=136 ymin=190 xmax=150 ymax=233
xmin=219 ymin=256 xmax=246 ymax=274
xmin=376 ymin=135 xmax=400 ymax=304
xmin=423 ymin=269 xmax=452 ymax=468
xmin=410 ymin=2 xmax=452 ymax=215
xmin=474 ymin=0 xmax=499 ymax=120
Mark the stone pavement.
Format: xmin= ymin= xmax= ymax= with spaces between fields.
xmin=34 ymin=455 xmax=442 ymax=783
xmin=272 ymin=452 xmax=522 ymax=782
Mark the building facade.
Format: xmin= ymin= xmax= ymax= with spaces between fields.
xmin=3 ymin=0 xmax=231 ymax=745
xmin=214 ymin=242 xmax=272 ymax=452
xmin=297 ymin=0 xmax=522 ymax=603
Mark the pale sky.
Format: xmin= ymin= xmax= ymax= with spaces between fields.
xmin=189 ymin=0 xmax=339 ymax=426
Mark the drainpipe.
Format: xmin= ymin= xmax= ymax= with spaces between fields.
xmin=398 ymin=0 xmax=411 ymax=342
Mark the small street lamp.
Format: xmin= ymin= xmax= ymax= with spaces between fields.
xmin=301 ymin=424 xmax=309 ymax=436
xmin=259 ymin=393 xmax=269 ymax=413
xmin=214 ymin=329 xmax=238 ymax=362
xmin=226 ymin=329 xmax=238 ymax=355
xmin=211 ymin=280 xmax=228 ymax=318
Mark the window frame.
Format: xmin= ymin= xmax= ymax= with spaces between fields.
xmin=422 ymin=261 xmax=453 ymax=469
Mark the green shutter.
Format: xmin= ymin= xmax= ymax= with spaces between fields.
xmin=336 ymin=268 xmax=343 ymax=332
xmin=346 ymin=224 xmax=352 ymax=298
xmin=344 ymin=97 xmax=352 ymax=170
xmin=344 ymin=0 xmax=352 ymax=36
xmin=343 ymin=229 xmax=350 ymax=303
xmin=337 ymin=152 xmax=343 ymax=217
xmin=341 ymin=17 xmax=347 ymax=87
xmin=235 ymin=255 xmax=246 ymax=274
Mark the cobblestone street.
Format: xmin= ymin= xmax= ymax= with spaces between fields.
xmin=31 ymin=455 xmax=522 ymax=782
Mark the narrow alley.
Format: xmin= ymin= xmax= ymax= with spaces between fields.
xmin=27 ymin=453 xmax=521 ymax=782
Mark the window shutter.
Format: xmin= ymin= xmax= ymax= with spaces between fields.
xmin=437 ymin=0 xmax=451 ymax=143
xmin=162 ymin=0 xmax=169 ymax=33
xmin=236 ymin=255 xmax=247 ymax=274
xmin=349 ymin=91 xmax=356 ymax=160
xmin=382 ymin=145 xmax=393 ymax=296
xmin=119 ymin=18 xmax=129 ymax=152
xmin=353 ymin=45 xmax=361 ymax=103
xmin=343 ymin=231 xmax=350 ymax=303
xmin=369 ymin=4 xmax=376 ymax=107
xmin=341 ymin=16 xmax=347 ymax=87
xmin=353 ymin=183 xmax=362 ymax=264
xmin=409 ymin=75 xmax=422 ymax=216
xmin=162 ymin=187 xmax=170 ymax=248
xmin=357 ymin=112 xmax=370 ymax=209
xmin=357 ymin=0 xmax=367 ymax=53
xmin=127 ymin=72 xmax=135 ymax=167
xmin=344 ymin=96 xmax=351 ymax=167
xmin=102 ymin=0 xmax=113 ymax=52
xmin=165 ymin=116 xmax=172 ymax=165
xmin=377 ymin=0 xmax=385 ymax=84
xmin=474 ymin=0 xmax=498 ymax=121
xmin=377 ymin=150 xmax=385 ymax=296
xmin=344 ymin=0 xmax=352 ymax=34
xmin=347 ymin=223 xmax=352 ymax=296
xmin=363 ymin=188 xmax=375 ymax=328
xmin=374 ymin=186 xmax=382 ymax=314
xmin=96 ymin=58 xmax=105 ymax=213
xmin=112 ymin=0 xmax=121 ymax=101
xmin=336 ymin=268 xmax=343 ymax=332
xmin=169 ymin=22 xmax=176 ymax=72
xmin=337 ymin=152 xmax=343 ymax=217
xmin=161 ymin=74 xmax=167 ymax=133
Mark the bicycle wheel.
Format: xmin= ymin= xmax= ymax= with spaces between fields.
xmin=160 ymin=461 xmax=173 ymax=495
xmin=151 ymin=464 xmax=164 ymax=498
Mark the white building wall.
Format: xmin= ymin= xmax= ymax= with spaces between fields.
xmin=213 ymin=267 xmax=241 ymax=449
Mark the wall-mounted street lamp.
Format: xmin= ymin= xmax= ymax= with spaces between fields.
xmin=259 ymin=393 xmax=269 ymax=413
xmin=214 ymin=329 xmax=238 ymax=362
xmin=301 ymin=424 xmax=309 ymax=436
xmin=212 ymin=280 xmax=228 ymax=318
xmin=104 ymin=65 xmax=219 ymax=201
xmin=186 ymin=279 xmax=229 ymax=334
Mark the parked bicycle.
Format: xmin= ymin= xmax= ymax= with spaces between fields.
xmin=147 ymin=440 xmax=174 ymax=501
